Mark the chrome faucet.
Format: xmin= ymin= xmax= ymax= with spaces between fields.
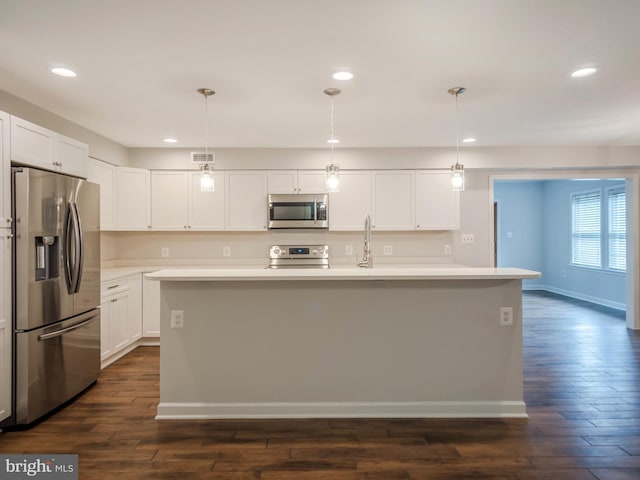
xmin=357 ymin=213 xmax=373 ymax=268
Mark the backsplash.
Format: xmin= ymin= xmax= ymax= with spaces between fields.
xmin=101 ymin=230 xmax=455 ymax=267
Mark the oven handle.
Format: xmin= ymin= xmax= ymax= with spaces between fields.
xmin=37 ymin=314 xmax=98 ymax=341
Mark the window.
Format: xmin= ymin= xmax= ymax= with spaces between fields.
xmin=608 ymin=188 xmax=626 ymax=270
xmin=571 ymin=191 xmax=601 ymax=268
xmin=571 ymin=186 xmax=626 ymax=272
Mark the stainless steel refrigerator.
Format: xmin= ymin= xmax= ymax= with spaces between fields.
xmin=1 ymin=166 xmax=101 ymax=427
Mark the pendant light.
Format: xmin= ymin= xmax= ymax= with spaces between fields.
xmin=324 ymin=87 xmax=341 ymax=192
xmin=197 ymin=88 xmax=215 ymax=192
xmin=448 ymin=86 xmax=466 ymax=191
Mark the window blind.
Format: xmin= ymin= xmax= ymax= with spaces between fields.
xmin=608 ymin=189 xmax=626 ymax=271
xmin=572 ymin=191 xmax=601 ymax=267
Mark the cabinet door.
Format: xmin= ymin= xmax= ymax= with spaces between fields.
xmin=110 ymin=293 xmax=130 ymax=352
xmin=54 ymin=134 xmax=89 ymax=179
xmin=0 ymin=111 xmax=10 ymax=226
xmin=415 ymin=171 xmax=460 ymax=230
xmin=127 ymin=274 xmax=143 ymax=343
xmin=329 ymin=171 xmax=372 ymax=231
xmin=99 ymin=299 xmax=113 ymax=361
xmin=189 ymin=171 xmax=225 ymax=230
xmin=116 ymin=167 xmax=151 ymax=230
xmin=89 ymin=159 xmax=116 ymax=230
xmin=298 ymin=171 xmax=326 ymax=194
xmin=225 ymin=171 xmax=268 ymax=230
xmin=267 ymin=171 xmax=297 ymax=194
xmin=142 ymin=276 xmax=160 ymax=337
xmin=10 ymin=115 xmax=54 ymax=171
xmin=0 ymin=232 xmax=11 ymax=421
xmin=151 ymin=171 xmax=189 ymax=230
xmin=372 ymin=170 xmax=415 ymax=230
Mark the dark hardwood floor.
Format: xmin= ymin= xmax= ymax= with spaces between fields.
xmin=1 ymin=291 xmax=640 ymax=479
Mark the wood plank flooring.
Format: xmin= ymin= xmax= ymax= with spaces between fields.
xmin=1 ymin=291 xmax=639 ymax=479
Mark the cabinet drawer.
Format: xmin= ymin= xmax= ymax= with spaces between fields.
xmin=100 ymin=277 xmax=130 ymax=297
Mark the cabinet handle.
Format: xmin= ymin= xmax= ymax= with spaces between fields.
xmin=107 ymin=284 xmax=120 ymax=290
xmin=111 ymin=298 xmax=117 ymax=303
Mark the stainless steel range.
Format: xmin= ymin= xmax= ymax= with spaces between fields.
xmin=268 ymin=245 xmax=329 ymax=269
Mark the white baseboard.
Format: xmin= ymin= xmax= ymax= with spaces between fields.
xmin=525 ymin=284 xmax=626 ymax=312
xmin=155 ymin=400 xmax=528 ymax=420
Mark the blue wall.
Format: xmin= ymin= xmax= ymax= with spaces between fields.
xmin=494 ymin=179 xmax=626 ymax=310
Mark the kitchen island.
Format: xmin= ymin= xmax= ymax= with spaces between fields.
xmin=146 ymin=267 xmax=540 ymax=419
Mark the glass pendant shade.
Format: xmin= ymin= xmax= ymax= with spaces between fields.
xmin=451 ymin=163 xmax=464 ymax=191
xmin=200 ymin=164 xmax=214 ymax=192
xmin=325 ymin=163 xmax=340 ymax=192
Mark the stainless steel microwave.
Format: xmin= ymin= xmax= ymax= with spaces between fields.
xmin=268 ymin=194 xmax=329 ymax=229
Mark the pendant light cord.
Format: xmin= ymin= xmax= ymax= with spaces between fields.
xmin=204 ymin=94 xmax=209 ymax=156
xmin=330 ymin=94 xmax=335 ymax=164
xmin=455 ymin=91 xmax=460 ymax=167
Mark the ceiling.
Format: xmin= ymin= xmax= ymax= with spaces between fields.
xmin=1 ymin=0 xmax=639 ymax=149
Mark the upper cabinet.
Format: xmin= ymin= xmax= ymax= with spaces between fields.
xmin=267 ymin=170 xmax=325 ymax=194
xmin=329 ymin=171 xmax=372 ymax=231
xmin=150 ymin=171 xmax=225 ymax=231
xmin=89 ymin=159 xmax=116 ymax=230
xmin=371 ymin=170 xmax=415 ymax=231
xmin=0 ymin=111 xmax=10 ymax=227
xmin=225 ymin=171 xmax=267 ymax=230
xmin=116 ymin=167 xmax=151 ymax=231
xmin=10 ymin=115 xmax=89 ymax=179
xmin=415 ymin=171 xmax=460 ymax=230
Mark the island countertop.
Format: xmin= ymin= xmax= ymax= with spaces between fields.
xmin=146 ymin=266 xmax=541 ymax=282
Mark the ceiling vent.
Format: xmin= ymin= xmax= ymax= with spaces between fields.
xmin=191 ymin=152 xmax=215 ymax=164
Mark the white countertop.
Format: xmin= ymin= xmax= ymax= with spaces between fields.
xmin=145 ymin=266 xmax=540 ymax=281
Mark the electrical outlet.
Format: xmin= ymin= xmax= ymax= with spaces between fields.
xmin=345 ymin=245 xmax=353 ymax=255
xmin=383 ymin=245 xmax=393 ymax=255
xmin=444 ymin=244 xmax=452 ymax=255
xmin=461 ymin=234 xmax=475 ymax=244
xmin=161 ymin=247 xmax=169 ymax=258
xmin=170 ymin=310 xmax=184 ymax=328
xmin=499 ymin=307 xmax=513 ymax=326
xmin=223 ymin=246 xmax=231 ymax=257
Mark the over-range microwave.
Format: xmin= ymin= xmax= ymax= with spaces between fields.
xmin=268 ymin=194 xmax=328 ymax=229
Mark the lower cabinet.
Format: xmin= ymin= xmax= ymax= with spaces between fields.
xmin=0 ymin=230 xmax=11 ymax=422
xmin=100 ymin=273 xmax=142 ymax=366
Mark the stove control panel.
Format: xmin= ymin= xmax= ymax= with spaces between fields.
xmin=269 ymin=245 xmax=328 ymax=259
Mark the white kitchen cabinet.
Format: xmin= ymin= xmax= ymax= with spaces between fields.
xmin=415 ymin=171 xmax=460 ymax=230
xmin=0 ymin=231 xmax=11 ymax=422
xmin=116 ymin=167 xmax=151 ymax=231
xmin=10 ymin=115 xmax=89 ymax=179
xmin=150 ymin=171 xmax=225 ymax=231
xmin=127 ymin=274 xmax=143 ymax=343
xmin=151 ymin=171 xmax=189 ymax=230
xmin=100 ymin=274 xmax=142 ymax=366
xmin=267 ymin=170 xmax=325 ymax=194
xmin=54 ymin=134 xmax=89 ymax=178
xmin=188 ymin=171 xmax=225 ymax=230
xmin=0 ymin=111 xmax=10 ymax=227
xmin=142 ymin=275 xmax=160 ymax=338
xmin=329 ymin=171 xmax=372 ymax=231
xmin=372 ymin=170 xmax=415 ymax=231
xmin=89 ymin=159 xmax=116 ymax=230
xmin=225 ymin=171 xmax=268 ymax=230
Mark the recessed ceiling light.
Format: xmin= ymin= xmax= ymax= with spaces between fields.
xmin=332 ymin=71 xmax=354 ymax=81
xmin=570 ymin=67 xmax=598 ymax=78
xmin=327 ymin=138 xmax=340 ymax=144
xmin=462 ymin=138 xmax=476 ymax=143
xmin=163 ymin=138 xmax=178 ymax=143
xmin=49 ymin=67 xmax=77 ymax=78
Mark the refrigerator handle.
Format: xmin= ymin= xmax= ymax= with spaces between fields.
xmin=37 ymin=313 xmax=98 ymax=341
xmin=64 ymin=202 xmax=83 ymax=294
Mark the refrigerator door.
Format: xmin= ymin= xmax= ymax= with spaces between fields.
xmin=13 ymin=168 xmax=100 ymax=330
xmin=14 ymin=309 xmax=100 ymax=425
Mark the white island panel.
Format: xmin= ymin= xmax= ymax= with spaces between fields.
xmin=152 ymin=268 xmax=539 ymax=419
